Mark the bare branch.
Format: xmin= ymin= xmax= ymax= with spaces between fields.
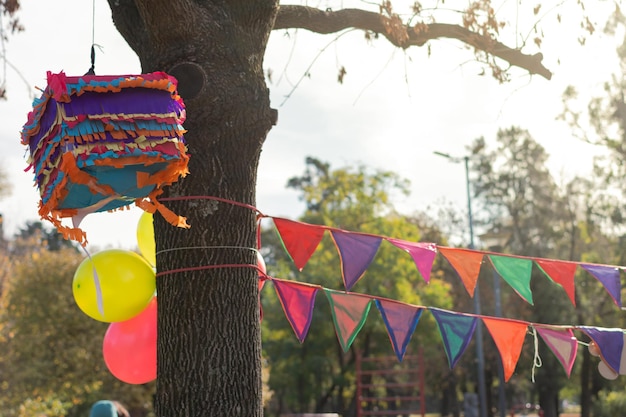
xmin=274 ymin=5 xmax=552 ymax=80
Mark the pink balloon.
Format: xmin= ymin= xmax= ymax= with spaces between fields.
xmin=257 ymin=252 xmax=266 ymax=275
xmin=103 ymin=297 xmax=157 ymax=384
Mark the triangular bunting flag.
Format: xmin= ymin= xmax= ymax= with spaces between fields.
xmin=272 ymin=279 xmax=319 ymax=343
xmin=489 ymin=255 xmax=534 ymax=305
xmin=430 ymin=309 xmax=478 ymax=369
xmin=375 ymin=299 xmax=423 ymax=361
xmin=387 ymin=239 xmax=437 ymax=283
xmin=273 ymin=218 xmax=325 ymax=271
xmin=581 ymin=264 xmax=622 ymax=307
xmin=579 ymin=326 xmax=625 ymax=373
xmin=438 ymin=247 xmax=483 ymax=297
xmin=536 ymin=327 xmax=578 ymax=377
xmin=330 ymin=230 xmax=382 ymax=291
xmin=325 ymin=289 xmax=372 ymax=352
xmin=482 ymin=317 xmax=528 ymax=381
xmin=534 ymin=259 xmax=577 ymax=306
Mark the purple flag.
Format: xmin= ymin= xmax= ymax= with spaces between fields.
xmin=375 ymin=299 xmax=423 ymax=361
xmin=330 ymin=230 xmax=382 ymax=290
xmin=579 ymin=326 xmax=624 ymax=373
xmin=581 ymin=264 xmax=622 ymax=307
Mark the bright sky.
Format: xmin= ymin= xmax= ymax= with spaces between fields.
xmin=0 ymin=1 xmax=617 ymax=250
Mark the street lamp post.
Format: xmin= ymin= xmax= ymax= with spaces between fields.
xmin=434 ymin=151 xmax=487 ymax=417
xmin=493 ymin=270 xmax=506 ymax=417
xmin=480 ymin=231 xmax=511 ymax=417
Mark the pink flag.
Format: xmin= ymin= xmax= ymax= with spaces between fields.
xmin=387 ymin=239 xmax=437 ymax=283
xmin=272 ymin=279 xmax=319 ymax=343
xmin=536 ymin=327 xmax=578 ymax=377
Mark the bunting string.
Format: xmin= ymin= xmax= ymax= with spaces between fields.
xmin=259 ymin=274 xmax=622 ymax=381
xmin=160 ymin=195 xmax=266 ymax=218
xmin=151 ymin=196 xmax=626 ymax=379
xmin=156 ymin=195 xmax=626 ymax=308
xmin=156 ymin=246 xmax=260 ymax=256
xmin=156 ymin=263 xmax=261 ymax=277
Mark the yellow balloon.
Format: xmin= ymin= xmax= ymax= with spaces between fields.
xmin=137 ymin=211 xmax=156 ymax=266
xmin=73 ymin=249 xmax=156 ymax=322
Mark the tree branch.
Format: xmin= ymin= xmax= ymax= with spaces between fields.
xmin=274 ymin=5 xmax=552 ymax=80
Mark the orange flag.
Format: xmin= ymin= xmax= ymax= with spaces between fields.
xmin=482 ymin=317 xmax=529 ymax=381
xmin=438 ymin=247 xmax=484 ymax=297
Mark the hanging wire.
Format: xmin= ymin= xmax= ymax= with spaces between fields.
xmin=85 ymin=0 xmax=97 ymax=75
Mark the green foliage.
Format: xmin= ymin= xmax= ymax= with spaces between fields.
xmin=262 ymin=158 xmax=453 ymax=415
xmin=592 ymin=390 xmax=626 ymax=417
xmin=16 ymin=395 xmax=73 ymax=417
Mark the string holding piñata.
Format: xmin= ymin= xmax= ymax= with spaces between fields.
xmin=21 ymin=71 xmax=191 ymax=246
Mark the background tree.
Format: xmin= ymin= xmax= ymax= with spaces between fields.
xmin=262 ymin=158 xmax=453 ymax=416
xmin=1 ymin=1 xmax=607 ymax=415
xmin=468 ymin=127 xmax=626 ymax=417
xmin=9 ymin=220 xmax=78 ymax=255
xmin=468 ymin=127 xmax=575 ymax=417
xmin=560 ymin=7 xmax=626 ymax=416
xmin=560 ymin=7 xmax=626 ymax=234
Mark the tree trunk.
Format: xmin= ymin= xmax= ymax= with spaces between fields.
xmin=107 ymin=1 xmax=278 ymax=415
xmin=538 ymin=387 xmax=559 ymax=417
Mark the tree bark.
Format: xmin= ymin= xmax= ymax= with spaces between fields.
xmin=107 ymin=1 xmax=278 ymax=415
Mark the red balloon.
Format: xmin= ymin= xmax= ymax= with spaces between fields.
xmin=103 ymin=296 xmax=157 ymax=384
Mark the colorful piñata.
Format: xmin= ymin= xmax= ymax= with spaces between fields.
xmin=21 ymin=71 xmax=190 ymax=245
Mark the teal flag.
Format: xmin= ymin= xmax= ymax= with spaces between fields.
xmin=431 ymin=308 xmax=477 ymax=368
